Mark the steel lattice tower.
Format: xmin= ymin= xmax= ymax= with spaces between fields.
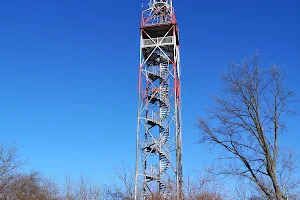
xmin=134 ymin=0 xmax=182 ymax=199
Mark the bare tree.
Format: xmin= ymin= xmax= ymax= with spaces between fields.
xmin=62 ymin=173 xmax=103 ymax=200
xmin=10 ymin=171 xmax=47 ymax=200
xmin=0 ymin=143 xmax=26 ymax=198
xmin=0 ymin=143 xmax=62 ymax=199
xmin=104 ymin=161 xmax=135 ymax=200
xmin=63 ymin=175 xmax=74 ymax=200
xmin=41 ymin=177 xmax=61 ymax=200
xmin=197 ymin=51 xmax=299 ymax=199
xmin=1 ymin=170 xmax=62 ymax=200
xmin=185 ymin=166 xmax=226 ymax=200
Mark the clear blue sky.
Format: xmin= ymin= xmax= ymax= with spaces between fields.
xmin=0 ymin=0 xmax=299 ymax=185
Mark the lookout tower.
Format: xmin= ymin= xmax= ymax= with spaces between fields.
xmin=134 ymin=0 xmax=183 ymax=199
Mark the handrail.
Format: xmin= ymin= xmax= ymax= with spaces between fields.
xmin=141 ymin=7 xmax=175 ymax=27
xmin=142 ymin=36 xmax=173 ymax=48
xmin=146 ymin=66 xmax=160 ymax=76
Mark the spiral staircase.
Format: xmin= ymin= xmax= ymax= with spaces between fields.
xmin=144 ymin=55 xmax=171 ymax=198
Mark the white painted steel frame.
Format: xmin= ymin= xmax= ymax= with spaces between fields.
xmin=134 ymin=1 xmax=182 ymax=198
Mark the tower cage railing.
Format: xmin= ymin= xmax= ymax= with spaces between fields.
xmin=145 ymin=65 xmax=160 ymax=76
xmin=141 ymin=7 xmax=175 ymax=27
xmin=142 ymin=36 xmax=173 ymax=48
xmin=146 ymin=110 xmax=160 ymax=124
xmin=150 ymin=0 xmax=172 ymax=6
xmin=145 ymin=164 xmax=159 ymax=179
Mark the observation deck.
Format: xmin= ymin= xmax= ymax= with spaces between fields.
xmin=140 ymin=0 xmax=179 ymax=66
xmin=141 ymin=0 xmax=179 ymax=45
